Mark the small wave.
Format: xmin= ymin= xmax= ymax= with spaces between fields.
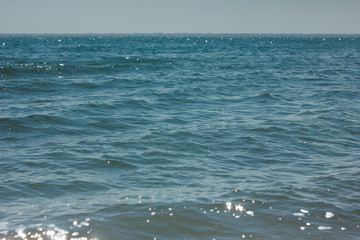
xmin=72 ymin=81 xmax=102 ymax=89
xmin=0 ymin=55 xmax=171 ymax=77
xmin=0 ymin=117 xmax=31 ymax=133
xmin=98 ymin=154 xmax=137 ymax=169
xmin=86 ymin=118 xmax=134 ymax=131
xmin=25 ymin=180 xmax=110 ymax=198
xmin=245 ymin=92 xmax=280 ymax=103
xmin=1 ymin=219 xmax=93 ymax=240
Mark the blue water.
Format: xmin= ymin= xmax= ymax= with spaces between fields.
xmin=1 ymin=34 xmax=360 ymax=240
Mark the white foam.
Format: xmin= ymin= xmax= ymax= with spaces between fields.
xmin=293 ymin=212 xmax=305 ymax=217
xmin=300 ymin=209 xmax=309 ymax=214
xmin=71 ymin=237 xmax=87 ymax=240
xmin=226 ymin=202 xmax=232 ymax=210
xmin=325 ymin=211 xmax=334 ymax=218
xmin=318 ymin=226 xmax=332 ymax=230
xmin=246 ymin=211 xmax=254 ymax=216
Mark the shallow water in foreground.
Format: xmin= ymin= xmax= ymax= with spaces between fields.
xmin=1 ymin=35 xmax=360 ymax=239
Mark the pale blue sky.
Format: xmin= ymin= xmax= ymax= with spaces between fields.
xmin=1 ymin=0 xmax=359 ymax=34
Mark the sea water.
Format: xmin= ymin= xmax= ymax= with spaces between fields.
xmin=1 ymin=34 xmax=359 ymax=239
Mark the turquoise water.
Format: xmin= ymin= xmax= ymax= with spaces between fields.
xmin=1 ymin=35 xmax=360 ymax=239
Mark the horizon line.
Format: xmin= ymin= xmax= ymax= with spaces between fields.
xmin=1 ymin=32 xmax=359 ymax=36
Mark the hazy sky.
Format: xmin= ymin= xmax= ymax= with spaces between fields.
xmin=1 ymin=0 xmax=359 ymax=34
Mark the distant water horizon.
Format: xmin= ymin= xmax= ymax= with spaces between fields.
xmin=1 ymin=32 xmax=360 ymax=36
xmin=1 ymin=34 xmax=359 ymax=239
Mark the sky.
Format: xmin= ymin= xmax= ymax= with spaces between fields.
xmin=1 ymin=0 xmax=359 ymax=34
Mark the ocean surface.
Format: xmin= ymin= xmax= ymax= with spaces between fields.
xmin=0 ymin=34 xmax=359 ymax=240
